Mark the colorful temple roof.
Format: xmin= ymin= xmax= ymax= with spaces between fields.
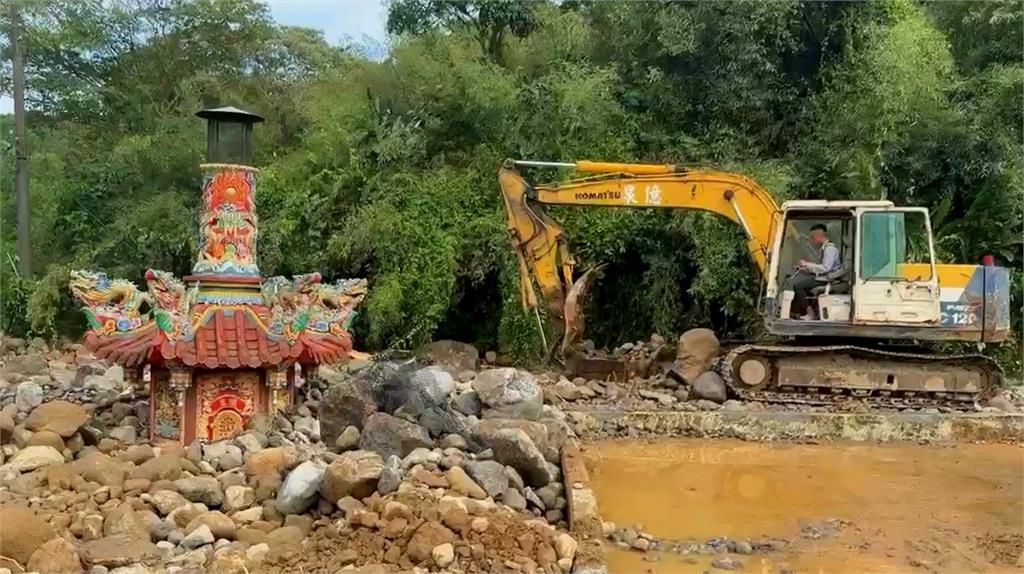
xmin=70 ymin=113 xmax=366 ymax=370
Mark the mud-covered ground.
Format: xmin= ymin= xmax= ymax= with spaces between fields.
xmin=585 ymin=438 xmax=1024 ymax=573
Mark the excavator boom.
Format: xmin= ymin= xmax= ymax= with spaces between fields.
xmin=498 ymin=158 xmax=781 ymax=354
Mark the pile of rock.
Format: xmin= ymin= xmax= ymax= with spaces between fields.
xmin=0 ymin=336 xmax=134 ymax=413
xmin=0 ymin=340 xmax=587 ymax=574
xmin=545 ymin=328 xmax=731 ymax=412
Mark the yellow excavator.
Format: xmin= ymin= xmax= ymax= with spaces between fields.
xmin=498 ymin=159 xmax=1011 ymax=406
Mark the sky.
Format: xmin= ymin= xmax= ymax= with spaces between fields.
xmin=0 ymin=0 xmax=388 ymax=114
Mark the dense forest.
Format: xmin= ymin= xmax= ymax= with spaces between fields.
xmin=1 ymin=0 xmax=1021 ymax=373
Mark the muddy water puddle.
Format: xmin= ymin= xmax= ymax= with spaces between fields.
xmin=584 ymin=439 xmax=1023 ymax=573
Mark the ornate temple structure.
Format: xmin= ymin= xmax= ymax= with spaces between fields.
xmin=70 ymin=107 xmax=366 ymax=444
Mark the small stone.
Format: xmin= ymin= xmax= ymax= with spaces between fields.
xmin=446 ymin=466 xmax=486 ymax=499
xmin=554 ymin=532 xmax=578 ymax=561
xmin=245 ymin=542 xmax=270 ymax=564
xmin=224 ymin=485 xmax=256 ymax=512
xmin=334 ymin=426 xmax=360 ymax=451
xmin=432 ymin=542 xmax=455 ymax=568
xmin=466 ymin=516 xmax=488 ymax=533
xmin=180 ymin=524 xmax=215 ymax=549
xmin=711 ymin=557 xmax=744 ymax=570
xmin=15 ymin=381 xmax=44 ymax=412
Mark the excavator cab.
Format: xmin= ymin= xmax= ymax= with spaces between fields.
xmin=766 ymin=201 xmax=944 ymax=333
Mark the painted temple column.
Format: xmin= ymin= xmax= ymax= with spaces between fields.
xmin=268 ymin=364 xmax=291 ymax=414
xmin=192 ymin=107 xmax=265 ymax=280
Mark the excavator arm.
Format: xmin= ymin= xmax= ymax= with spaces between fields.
xmin=498 ymin=158 xmax=782 ymax=355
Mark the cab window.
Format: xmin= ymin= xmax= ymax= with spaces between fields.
xmin=859 ymin=211 xmax=932 ymax=280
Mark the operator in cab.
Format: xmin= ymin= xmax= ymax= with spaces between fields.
xmin=791 ymin=223 xmax=840 ymax=320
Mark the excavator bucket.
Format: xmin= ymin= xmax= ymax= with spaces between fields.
xmin=560 ymin=264 xmax=605 ymax=356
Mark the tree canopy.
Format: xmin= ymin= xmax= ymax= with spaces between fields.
xmin=1 ymin=0 xmax=1021 ymax=374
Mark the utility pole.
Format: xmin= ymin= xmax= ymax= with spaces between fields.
xmin=9 ymin=0 xmax=30 ymax=275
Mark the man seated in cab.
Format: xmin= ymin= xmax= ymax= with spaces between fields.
xmin=790 ymin=223 xmax=840 ymax=320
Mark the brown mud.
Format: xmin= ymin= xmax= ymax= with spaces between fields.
xmin=584 ymin=439 xmax=1024 ymax=573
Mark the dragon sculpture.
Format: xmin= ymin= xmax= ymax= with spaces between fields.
xmin=69 ymin=270 xmax=153 ymax=336
xmin=144 ymin=269 xmax=197 ymax=341
xmin=262 ymin=273 xmax=366 ymax=340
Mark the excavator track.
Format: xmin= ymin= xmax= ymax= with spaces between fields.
xmin=718 ymin=344 xmax=1002 ymax=408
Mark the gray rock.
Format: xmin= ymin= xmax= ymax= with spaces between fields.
xmin=419 ymin=406 xmax=469 ymax=439
xmin=276 ymin=461 xmax=326 ymax=514
xmin=180 ymin=524 xmax=214 ymax=550
xmin=477 ymin=427 xmax=551 ymax=487
xmin=15 ymin=381 xmax=44 ymax=412
xmin=523 ymin=487 xmax=545 ymax=510
xmin=505 ymin=466 xmax=525 ymax=491
xmin=358 ymin=413 xmax=432 ymax=459
xmin=377 ymin=455 xmax=402 ymax=495
xmin=410 ymin=366 xmax=455 ymax=406
xmin=108 ymin=426 xmax=137 ymax=444
xmin=319 ymin=372 xmax=379 ymax=444
xmin=502 ymin=487 xmax=527 ymax=511
xmin=464 ymin=460 xmax=509 ymax=498
xmin=535 ymin=484 xmax=559 ymax=509
xmin=234 ymin=432 xmax=265 ymax=454
xmin=335 ymin=426 xmax=361 ymax=451
xmin=691 ymin=371 xmax=727 ymax=403
xmin=452 ymin=391 xmax=482 ymax=417
xmin=472 ymin=368 xmax=543 ymax=421
xmin=293 ymin=416 xmax=321 ymax=441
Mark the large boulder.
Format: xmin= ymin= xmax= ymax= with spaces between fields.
xmin=690 ymin=371 xmax=728 ymax=404
xmin=25 ymin=400 xmax=89 ymax=437
xmin=676 ymin=328 xmax=720 ymax=383
xmin=476 ymin=428 xmax=552 ymax=487
xmin=320 ymin=450 xmax=384 ymax=503
xmin=319 ymin=372 xmax=380 ymax=444
xmin=6 ymin=445 xmax=65 ymax=472
xmin=475 ymin=418 xmax=556 ymax=463
xmin=0 ymin=506 xmax=56 ymax=564
xmin=472 ymin=368 xmax=543 ymax=420
xmin=276 ymin=461 xmax=326 ymax=514
xmin=358 ymin=413 xmax=432 ymax=459
xmin=417 ymin=340 xmax=479 ymax=374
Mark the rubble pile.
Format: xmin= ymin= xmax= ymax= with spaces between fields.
xmin=0 ymin=338 xmax=591 ymax=574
